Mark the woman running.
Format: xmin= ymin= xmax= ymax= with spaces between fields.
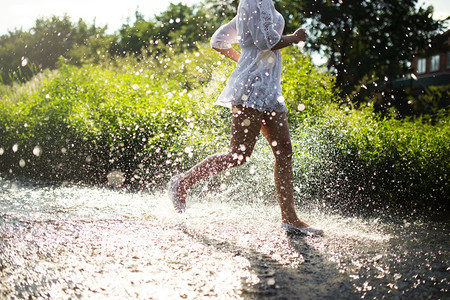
xmin=168 ymin=0 xmax=323 ymax=236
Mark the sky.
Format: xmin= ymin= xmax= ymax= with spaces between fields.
xmin=0 ymin=0 xmax=448 ymax=36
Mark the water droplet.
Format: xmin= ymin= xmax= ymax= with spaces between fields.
xmin=12 ymin=144 xmax=18 ymax=153
xmin=32 ymin=146 xmax=41 ymax=157
xmin=21 ymin=57 xmax=28 ymax=67
xmin=45 ymin=94 xmax=50 ymax=99
xmin=0 ymin=147 xmax=4 ymax=155
xmin=271 ymin=141 xmax=278 ymax=147
xmin=107 ymin=170 xmax=125 ymax=187
xmin=19 ymin=159 xmax=26 ymax=167
xmin=61 ymin=147 xmax=67 ymax=154
xmin=132 ymin=84 xmax=139 ymax=90
xmin=242 ymin=119 xmax=251 ymax=126
xmin=277 ymin=96 xmax=285 ymax=103
xmin=297 ymin=103 xmax=306 ymax=111
xmin=241 ymin=94 xmax=248 ymax=101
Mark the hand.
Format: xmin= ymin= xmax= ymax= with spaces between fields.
xmin=292 ymin=28 xmax=306 ymax=44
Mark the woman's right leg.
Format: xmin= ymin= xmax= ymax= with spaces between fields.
xmin=176 ymin=105 xmax=263 ymax=204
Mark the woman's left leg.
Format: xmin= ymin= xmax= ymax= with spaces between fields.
xmin=261 ymin=111 xmax=310 ymax=228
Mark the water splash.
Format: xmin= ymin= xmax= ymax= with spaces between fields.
xmin=0 ymin=176 xmax=447 ymax=299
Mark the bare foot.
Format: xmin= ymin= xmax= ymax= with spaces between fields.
xmin=282 ymin=218 xmax=310 ymax=228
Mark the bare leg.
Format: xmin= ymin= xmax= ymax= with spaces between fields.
xmin=261 ymin=111 xmax=310 ymax=228
xmin=176 ymin=105 xmax=263 ymax=204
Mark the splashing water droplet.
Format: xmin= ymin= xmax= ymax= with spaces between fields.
xmin=0 ymin=147 xmax=4 ymax=155
xmin=12 ymin=144 xmax=18 ymax=153
xmin=242 ymin=119 xmax=251 ymax=127
xmin=21 ymin=57 xmax=28 ymax=67
xmin=297 ymin=103 xmax=306 ymax=111
xmin=32 ymin=146 xmax=42 ymax=157
xmin=107 ymin=170 xmax=125 ymax=187
xmin=19 ymin=159 xmax=26 ymax=167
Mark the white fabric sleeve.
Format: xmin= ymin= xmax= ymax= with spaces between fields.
xmin=210 ymin=17 xmax=238 ymax=49
xmin=246 ymin=0 xmax=281 ymax=50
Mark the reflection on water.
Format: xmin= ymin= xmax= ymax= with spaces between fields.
xmin=0 ymin=175 xmax=448 ymax=299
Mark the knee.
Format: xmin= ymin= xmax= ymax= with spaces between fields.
xmin=226 ymin=143 xmax=253 ymax=167
xmin=226 ymin=148 xmax=252 ymax=168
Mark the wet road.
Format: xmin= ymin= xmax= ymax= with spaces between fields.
xmin=1 ymin=176 xmax=448 ymax=299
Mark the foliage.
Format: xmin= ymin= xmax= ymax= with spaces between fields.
xmin=289 ymin=107 xmax=449 ymax=218
xmin=409 ymin=84 xmax=450 ymax=119
xmin=0 ymin=16 xmax=109 ymax=84
xmin=281 ymin=47 xmax=338 ymax=120
xmin=111 ymin=3 xmax=219 ymax=57
xmin=0 ymin=44 xmax=231 ymax=185
xmin=275 ymin=0 xmax=446 ymax=100
xmin=1 ymin=44 xmax=448 ymax=219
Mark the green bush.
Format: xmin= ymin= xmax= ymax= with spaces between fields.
xmin=0 ymin=45 xmax=448 ymax=219
xmin=289 ymin=106 xmax=449 ymax=218
xmin=0 ymin=44 xmax=233 ymax=186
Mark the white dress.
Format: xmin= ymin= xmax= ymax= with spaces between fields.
xmin=210 ymin=0 xmax=287 ymax=113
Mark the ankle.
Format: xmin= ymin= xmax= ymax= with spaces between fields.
xmin=282 ymin=217 xmax=310 ymax=228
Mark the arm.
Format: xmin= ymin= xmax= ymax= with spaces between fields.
xmin=210 ymin=17 xmax=240 ymax=62
xmin=213 ymin=47 xmax=241 ymax=63
xmin=271 ymin=28 xmax=306 ymax=51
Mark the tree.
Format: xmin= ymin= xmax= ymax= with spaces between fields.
xmin=109 ymin=12 xmax=158 ymax=56
xmin=112 ymin=3 xmax=217 ymax=57
xmin=275 ymin=0 xmax=445 ymax=101
xmin=203 ymin=0 xmax=239 ymax=22
xmin=0 ymin=16 xmax=108 ymax=84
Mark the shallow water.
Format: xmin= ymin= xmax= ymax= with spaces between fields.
xmin=0 ymin=176 xmax=448 ymax=299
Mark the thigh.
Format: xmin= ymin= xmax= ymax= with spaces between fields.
xmin=261 ymin=111 xmax=292 ymax=155
xmin=229 ymin=105 xmax=263 ymax=156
